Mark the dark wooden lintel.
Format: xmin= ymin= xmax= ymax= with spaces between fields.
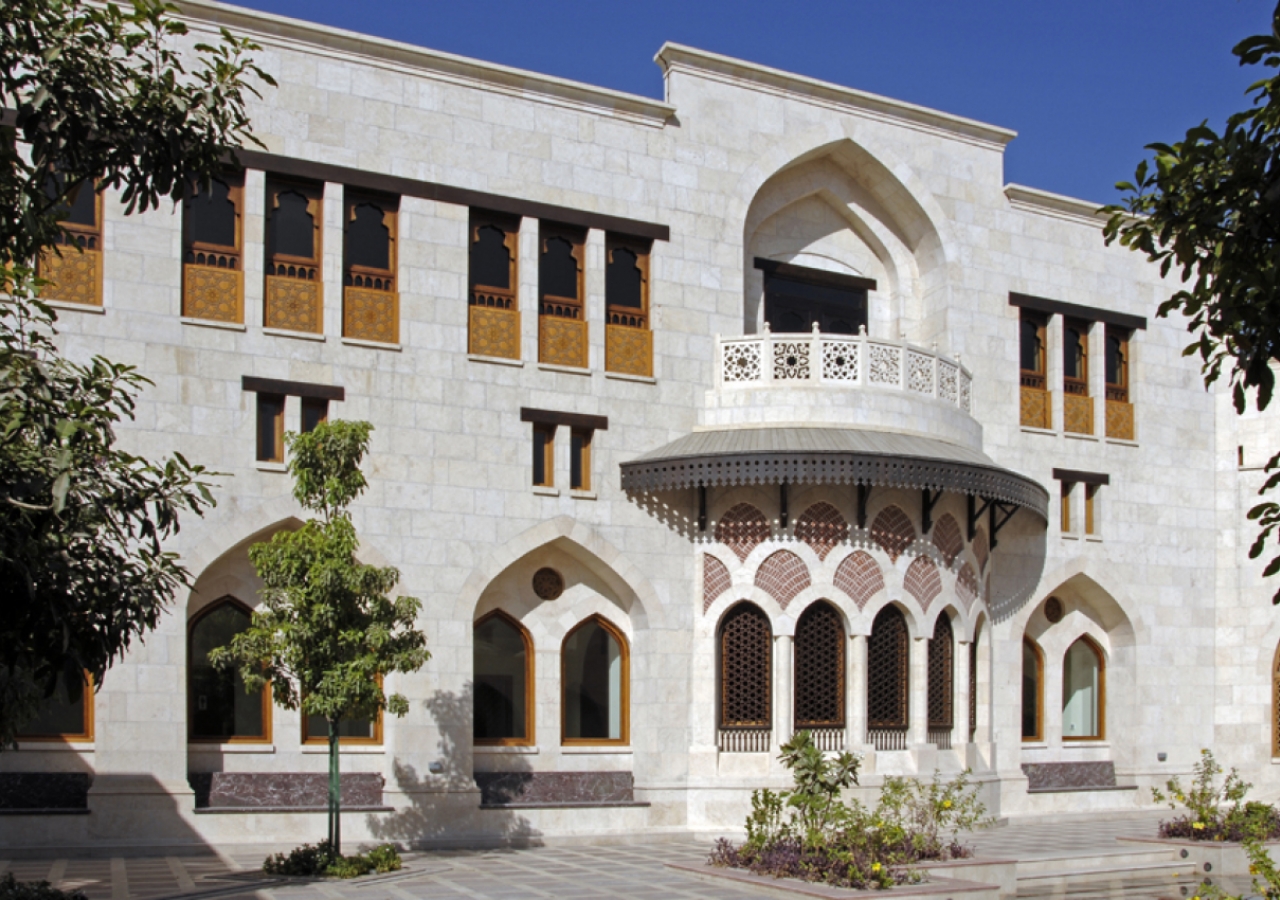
xmin=241 ymin=376 xmax=344 ymax=402
xmin=520 ymin=407 xmax=609 ymax=431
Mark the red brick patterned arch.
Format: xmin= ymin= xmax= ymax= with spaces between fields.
xmin=932 ymin=513 xmax=963 ymax=566
xmin=754 ymin=550 xmax=811 ymax=610
xmin=794 ymin=502 xmax=849 ymax=561
xmin=716 ymin=503 xmax=771 ymax=562
xmin=871 ymin=505 xmax=915 ymax=562
xmin=956 ymin=562 xmax=978 ymax=610
xmin=834 ymin=551 xmax=884 ymax=609
xmin=904 ymin=556 xmax=943 ymax=612
xmin=703 ymin=555 xmax=731 ymax=613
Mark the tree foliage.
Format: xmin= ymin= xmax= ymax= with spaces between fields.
xmin=211 ymin=421 xmax=429 ymax=851
xmin=1103 ymin=1 xmax=1280 ymax=601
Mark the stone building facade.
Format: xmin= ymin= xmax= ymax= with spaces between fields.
xmin=1 ymin=0 xmax=1271 ymax=851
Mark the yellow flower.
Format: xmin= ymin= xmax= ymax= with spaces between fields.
xmin=872 ymin=863 xmax=882 ymax=873
xmin=942 ymin=800 xmax=952 ymax=809
xmin=1177 ymin=794 xmax=1186 ymax=802
xmin=1192 ymin=822 xmax=1205 ymax=830
xmin=1251 ymin=865 xmax=1260 ymax=875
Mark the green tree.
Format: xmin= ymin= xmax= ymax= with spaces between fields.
xmin=0 ymin=0 xmax=273 ymax=743
xmin=211 ymin=421 xmax=429 ymax=853
xmin=1103 ymin=1 xmax=1280 ymax=601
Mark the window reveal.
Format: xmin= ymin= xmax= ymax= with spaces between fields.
xmin=343 ymin=192 xmax=399 ymax=344
xmin=473 ymin=612 xmax=534 ymax=744
xmin=1022 ymin=638 xmax=1043 ymax=742
xmin=538 ymin=224 xmax=587 ymax=368
xmin=605 ymin=235 xmax=653 ymax=377
xmin=37 ymin=172 xmax=103 ymax=307
xmin=182 ymin=174 xmax=244 ymax=323
xmin=264 ymin=178 xmax=323 ymax=333
xmin=468 ymin=211 xmax=521 ymax=359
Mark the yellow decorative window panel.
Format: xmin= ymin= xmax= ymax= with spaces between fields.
xmin=469 ymin=305 xmax=520 ymax=359
xmin=1020 ymin=386 xmax=1050 ymax=429
xmin=265 ymin=275 xmax=322 ymax=333
xmin=343 ymin=287 xmax=399 ymax=345
xmin=1106 ymin=400 xmax=1134 ymax=441
xmin=605 ymin=323 xmax=652 ymax=377
xmin=1064 ymin=393 xmax=1093 ymax=435
xmin=183 ymin=265 xmax=243 ymax=323
xmin=38 ymin=248 xmax=103 ymax=307
xmin=539 ymin=315 xmax=587 ymax=369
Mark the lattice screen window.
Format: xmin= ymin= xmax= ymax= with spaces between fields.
xmin=37 ymin=172 xmax=103 ymax=307
xmin=867 ymin=606 xmax=908 ymax=729
xmin=719 ymin=604 xmax=772 ymax=728
xmin=264 ymin=178 xmax=323 ymax=333
xmin=927 ymin=614 xmax=953 ymax=730
xmin=182 ymin=173 xmax=243 ymax=322
xmin=794 ymin=602 xmax=845 ymax=728
xmin=343 ymin=190 xmax=399 ymax=344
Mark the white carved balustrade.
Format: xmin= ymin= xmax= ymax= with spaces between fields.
xmin=715 ymin=324 xmax=972 ymax=414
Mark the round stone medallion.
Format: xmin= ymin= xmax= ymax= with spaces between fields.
xmin=532 ymin=567 xmax=564 ymax=601
xmin=1043 ymin=595 xmax=1064 ymax=624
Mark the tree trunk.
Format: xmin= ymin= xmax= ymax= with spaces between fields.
xmin=328 ymin=718 xmax=341 ymax=854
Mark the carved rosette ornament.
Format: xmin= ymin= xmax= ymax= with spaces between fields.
xmin=468 ymin=305 xmax=520 ymax=359
xmin=343 ymin=287 xmax=399 ymax=344
xmin=183 ymin=265 xmax=242 ymax=322
xmin=265 ymin=276 xmax=322 ymax=333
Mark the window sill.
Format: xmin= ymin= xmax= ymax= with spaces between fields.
xmin=263 ymin=327 xmax=325 ymax=342
xmin=605 ymin=371 xmax=656 ymax=384
xmin=188 ymin=743 xmax=275 ymax=754
xmin=1061 ymin=533 xmax=1079 ymax=540
xmin=468 ymin=354 xmax=523 ymax=368
xmin=255 ymin=461 xmax=288 ymax=473
xmin=15 ymin=741 xmax=93 ymax=752
xmin=561 ymin=745 xmax=632 ymax=755
xmin=1064 ymin=431 xmax=1100 ymax=442
xmin=342 ymin=336 xmax=401 ymax=352
xmin=300 ymin=744 xmax=384 ymax=754
xmin=181 ymin=316 xmax=246 ymax=332
xmin=1021 ymin=742 xmax=1048 ymax=749
xmin=1084 ymin=535 xmax=1103 ymax=543
xmin=537 ymin=362 xmax=591 ymax=376
xmin=1020 ymin=426 xmax=1055 ymax=437
xmin=1106 ymin=437 xmax=1139 ymax=448
xmin=570 ymin=490 xmax=597 ymax=500
xmin=46 ymin=300 xmax=105 ymax=315
xmin=474 ymin=745 xmax=540 ymax=755
xmin=532 ymin=486 xmax=560 ymax=497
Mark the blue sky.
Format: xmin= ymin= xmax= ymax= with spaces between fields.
xmin=227 ymin=0 xmax=1273 ymax=204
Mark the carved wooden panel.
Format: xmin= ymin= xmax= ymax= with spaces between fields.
xmin=264 ymin=276 xmax=322 ymax=333
xmin=715 ymin=503 xmax=770 ymax=561
xmin=794 ymin=602 xmax=844 ymax=728
xmin=928 ymin=614 xmax=953 ymax=730
xmin=1064 ymin=393 xmax=1094 ymax=435
xmin=38 ymin=249 xmax=102 ymax=306
xmin=931 ymin=513 xmax=963 ymax=565
xmin=904 ymin=557 xmax=943 ymax=612
xmin=468 ymin=305 xmax=520 ymax=359
xmin=795 ymin=502 xmax=849 ymax=560
xmin=703 ymin=555 xmax=731 ymax=613
xmin=1020 ymin=386 xmax=1050 ymax=429
xmin=1106 ymin=400 xmax=1134 ymax=440
xmin=183 ymin=265 xmax=242 ymax=322
xmin=605 ymin=323 xmax=652 ymax=377
xmin=870 ymin=505 xmax=915 ymax=562
xmin=343 ymin=287 xmax=398 ymax=344
xmin=867 ymin=606 xmax=908 ymax=729
xmin=754 ymin=550 xmax=810 ymax=610
xmin=539 ymin=315 xmax=587 ymax=368
xmin=834 ymin=551 xmax=883 ymax=609
xmin=719 ymin=604 xmax=771 ymax=728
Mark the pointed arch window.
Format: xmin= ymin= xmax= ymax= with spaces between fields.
xmin=867 ymin=605 xmax=908 ymax=750
xmin=1062 ymin=636 xmax=1105 ymax=740
xmin=1022 ymin=638 xmax=1043 ymax=742
xmin=468 ymin=210 xmax=521 ymax=359
xmin=188 ymin=598 xmax=270 ymax=743
xmin=562 ymin=616 xmax=628 ymax=745
xmin=794 ymin=601 xmax=845 ymax=739
xmin=474 ymin=611 xmax=534 ymax=745
xmin=927 ymin=614 xmax=954 ymax=747
xmin=718 ymin=603 xmax=772 ymax=752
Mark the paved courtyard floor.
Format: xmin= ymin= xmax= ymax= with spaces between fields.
xmin=1 ymin=811 xmax=1225 ymax=900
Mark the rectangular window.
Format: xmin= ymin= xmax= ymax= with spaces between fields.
xmin=468 ymin=210 xmax=521 ymax=359
xmin=1060 ymin=482 xmax=1074 ymax=534
xmin=538 ymin=223 xmax=587 ymax=368
xmin=570 ymin=429 xmax=592 ymax=491
xmin=303 ymin=714 xmax=379 ymax=745
xmin=264 ymin=177 xmax=323 ymax=333
xmin=532 ymin=424 xmax=555 ymax=487
xmin=1085 ymin=485 xmax=1098 ymax=536
xmin=17 ymin=672 xmax=93 ymax=742
xmin=1019 ymin=311 xmax=1050 ymax=429
xmin=606 ymin=235 xmax=654 ymax=377
xmin=37 ymin=173 xmax=103 ymax=307
xmin=256 ymin=393 xmax=285 ymax=462
xmin=182 ymin=172 xmax=244 ymax=323
xmin=300 ymin=397 xmax=328 ymax=434
xmin=343 ymin=190 xmax=399 ymax=343
xmin=1105 ymin=325 xmax=1135 ymax=440
xmin=1063 ymin=319 xmax=1090 ymax=395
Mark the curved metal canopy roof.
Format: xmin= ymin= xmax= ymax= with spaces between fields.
xmin=620 ymin=427 xmax=1047 ymax=520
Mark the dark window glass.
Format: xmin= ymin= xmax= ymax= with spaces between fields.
xmin=1064 ymin=325 xmax=1086 ymax=380
xmin=471 ymin=225 xmax=511 ymax=289
xmin=570 ymin=429 xmax=590 ymax=491
xmin=19 ymin=675 xmax=87 ymax=737
xmin=764 ymin=273 xmax=866 ymax=335
xmin=190 ymin=602 xmax=265 ymax=740
xmin=1022 ymin=640 xmax=1041 ymax=740
xmin=257 ymin=394 xmax=284 ymax=462
xmin=347 ymin=203 xmax=390 ymax=271
xmin=300 ymin=398 xmax=327 ymax=434
xmin=304 ymin=715 xmax=375 ymax=740
xmin=474 ymin=615 xmax=529 ymax=742
xmin=1020 ymin=317 xmax=1043 ymax=373
xmin=185 ymin=179 xmax=237 ymax=248
xmin=45 ymin=173 xmax=97 ymax=228
xmin=1106 ymin=333 xmax=1126 ymax=385
xmin=607 ymin=247 xmax=643 ymax=309
xmin=540 ymin=236 xmax=579 ymax=299
xmin=532 ymin=424 xmax=553 ymax=486
xmin=562 ymin=620 xmax=624 ymax=741
xmin=268 ymin=190 xmax=315 ymax=260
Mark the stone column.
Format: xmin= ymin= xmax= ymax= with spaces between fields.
xmin=1089 ymin=320 xmax=1106 ymax=436
xmin=519 ymin=216 xmax=539 ymax=363
xmin=773 ymin=634 xmax=793 ymax=752
xmin=908 ymin=635 xmax=928 ymax=745
xmin=242 ymin=169 xmax=266 ymax=328
xmin=955 ymin=638 xmax=971 ymax=747
xmin=323 ymin=181 xmax=344 ymax=338
xmin=848 ymin=633 xmax=867 ymax=748
xmin=1046 ymin=314 xmax=1064 ymax=432
xmin=585 ymin=228 xmax=605 ymax=371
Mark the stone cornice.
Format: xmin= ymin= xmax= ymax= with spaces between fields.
xmin=1005 ymin=183 xmax=1109 ymax=226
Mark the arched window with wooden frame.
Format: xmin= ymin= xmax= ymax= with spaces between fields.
xmin=561 ymin=615 xmax=628 ymax=745
xmin=189 ymin=597 xmax=270 ymax=743
xmin=1019 ymin=311 xmax=1049 ymax=428
xmin=1022 ymin=637 xmax=1043 ymax=742
xmin=1063 ymin=318 xmax=1093 ymax=434
xmin=38 ymin=171 xmax=103 ymax=307
xmin=1062 ymin=636 xmax=1105 ymax=741
xmin=793 ymin=601 xmax=845 ymax=750
xmin=927 ymin=613 xmax=954 ymax=748
xmin=343 ymin=190 xmax=399 ymax=344
xmin=182 ymin=172 xmax=244 ymax=323
xmin=605 ymin=234 xmax=653 ymax=377
xmin=17 ymin=672 xmax=94 ymax=742
xmin=1105 ymin=325 xmax=1134 ymax=439
xmin=264 ymin=177 xmax=323 ymax=334
xmin=867 ymin=605 xmax=909 ymax=750
xmin=468 ymin=210 xmax=521 ymax=359
xmin=718 ymin=602 xmax=772 ymax=753
xmin=538 ymin=222 xmax=587 ymax=368
xmin=473 ymin=611 xmax=534 ymax=746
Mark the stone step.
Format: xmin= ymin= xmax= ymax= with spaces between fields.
xmin=1018 ymin=859 xmax=1185 ymax=885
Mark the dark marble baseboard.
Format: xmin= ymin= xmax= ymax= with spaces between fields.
xmin=1022 ymin=761 xmax=1117 ymax=791
xmin=474 ymin=771 xmax=634 ymax=806
xmin=188 ymin=772 xmax=384 ymax=809
xmin=0 ymin=773 xmax=91 ymax=810
xmin=194 ymin=805 xmax=392 ymax=814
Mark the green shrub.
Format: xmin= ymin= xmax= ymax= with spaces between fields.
xmin=262 ymin=841 xmax=403 ymax=879
xmin=0 ymin=874 xmax=87 ymax=900
xmin=1154 ymin=749 xmax=1280 ymax=842
xmin=366 ymin=844 xmax=403 ymax=874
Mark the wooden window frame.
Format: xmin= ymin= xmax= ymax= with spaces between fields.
xmin=473 ymin=610 xmax=536 ymax=747
xmin=300 ymin=396 xmax=328 ymax=434
xmin=184 ymin=173 xmax=244 ymax=268
xmin=532 ymin=423 xmax=556 ymax=487
xmin=605 ymin=235 xmax=651 ymax=329
xmin=265 ymin=177 xmax=323 ymax=278
xmin=256 ymin=393 xmax=286 ymax=463
xmin=300 ymin=678 xmax=384 ymax=746
xmin=569 ymin=428 xmax=592 ymax=492
xmin=1060 ymin=481 xmax=1074 ymax=534
xmin=1084 ymin=485 xmax=1098 ymax=536
xmin=1105 ymin=325 xmax=1131 ymax=402
xmin=47 ymin=175 xmax=102 ymax=250
xmin=538 ymin=222 xmax=586 ymax=319
xmin=1019 ymin=311 xmax=1047 ymax=390
xmin=1022 ymin=637 xmax=1044 ymax=743
xmin=16 ymin=672 xmax=94 ymax=743
xmin=469 ymin=210 xmax=520 ymax=305
xmin=188 ymin=596 xmax=272 ymax=745
xmin=1063 ymin=318 xmax=1090 ymax=397
xmin=1061 ymin=635 xmax=1106 ymax=742
xmin=560 ymin=614 xmax=630 ymax=747
xmin=343 ymin=190 xmax=398 ymax=291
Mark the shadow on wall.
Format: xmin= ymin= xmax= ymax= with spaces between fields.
xmin=984 ymin=514 xmax=1048 ymax=625
xmin=366 ymin=687 xmax=536 ymax=850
